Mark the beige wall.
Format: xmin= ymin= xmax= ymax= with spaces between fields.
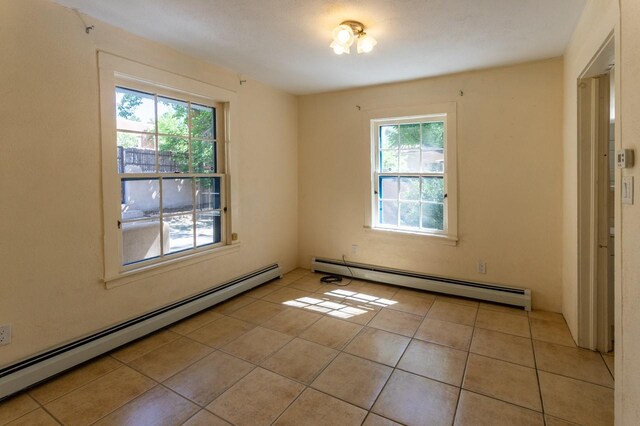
xmin=619 ymin=0 xmax=640 ymax=423
xmin=298 ymin=59 xmax=564 ymax=311
xmin=561 ymin=0 xmax=619 ymax=343
xmin=0 ymin=0 xmax=298 ymax=365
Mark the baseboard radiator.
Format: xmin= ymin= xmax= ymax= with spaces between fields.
xmin=0 ymin=264 xmax=281 ymax=400
xmin=312 ymin=257 xmax=531 ymax=311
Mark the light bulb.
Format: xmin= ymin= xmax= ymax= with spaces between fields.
xmin=332 ymin=24 xmax=355 ymax=47
xmin=357 ymin=34 xmax=377 ymax=53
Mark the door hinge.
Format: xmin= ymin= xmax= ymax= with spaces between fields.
xmin=117 ymin=220 xmax=122 ymax=229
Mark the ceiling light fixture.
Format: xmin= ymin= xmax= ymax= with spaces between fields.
xmin=330 ymin=20 xmax=377 ymax=55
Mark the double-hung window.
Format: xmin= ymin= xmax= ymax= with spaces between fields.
xmin=370 ymin=107 xmax=457 ymax=241
xmin=116 ymin=86 xmax=225 ymax=265
xmin=99 ymin=53 xmax=237 ymax=283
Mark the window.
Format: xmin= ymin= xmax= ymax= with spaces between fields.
xmin=99 ymin=53 xmax=238 ymax=283
xmin=116 ymin=87 xmax=224 ymax=265
xmin=370 ymin=107 xmax=457 ymax=240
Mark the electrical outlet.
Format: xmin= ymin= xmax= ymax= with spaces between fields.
xmin=477 ymin=261 xmax=487 ymax=274
xmin=0 ymin=324 xmax=11 ymax=346
xmin=351 ymin=244 xmax=359 ymax=255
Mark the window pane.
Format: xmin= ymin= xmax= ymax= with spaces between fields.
xmin=122 ymin=219 xmax=161 ymax=265
xmin=399 ymin=150 xmax=420 ymax=172
xmin=379 ymin=176 xmax=398 ymax=200
xmin=192 ymin=140 xmax=216 ymax=173
xmin=158 ymin=136 xmax=189 ymax=173
xmin=158 ymin=97 xmax=189 ymax=136
xmin=196 ymin=211 xmax=222 ymax=246
xmin=421 ymin=149 xmax=444 ymax=173
xmin=164 ymin=214 xmax=195 ymax=254
xmin=121 ymin=178 xmax=160 ymax=218
xmin=422 ymin=122 xmax=444 ymax=149
xmin=421 ymin=177 xmax=444 ymax=202
xmin=399 ymin=124 xmax=420 ymax=149
xmin=162 ymin=178 xmax=193 ymax=214
xmin=196 ymin=177 xmax=221 ymax=210
xmin=379 ymin=200 xmax=398 ymax=226
xmin=399 ymin=177 xmax=420 ymax=200
xmin=422 ymin=203 xmax=444 ymax=230
xmin=399 ymin=202 xmax=420 ymax=227
xmin=380 ymin=125 xmax=398 ymax=149
xmin=116 ymin=87 xmax=155 ymax=133
xmin=191 ymin=104 xmax=215 ymax=139
xmin=117 ymin=133 xmax=156 ymax=173
xmin=380 ymin=150 xmax=398 ymax=172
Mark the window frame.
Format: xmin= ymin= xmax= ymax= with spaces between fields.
xmin=365 ymin=103 xmax=458 ymax=243
xmin=99 ymin=53 xmax=239 ymax=285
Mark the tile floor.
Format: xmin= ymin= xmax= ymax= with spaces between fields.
xmin=0 ymin=269 xmax=615 ymax=426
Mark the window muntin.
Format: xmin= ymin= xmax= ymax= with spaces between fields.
xmin=116 ymin=86 xmax=224 ymax=267
xmin=373 ymin=116 xmax=447 ymax=234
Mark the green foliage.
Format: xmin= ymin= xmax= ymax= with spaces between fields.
xmin=117 ymin=94 xmax=143 ymax=121
xmin=117 ymin=132 xmax=140 ymax=149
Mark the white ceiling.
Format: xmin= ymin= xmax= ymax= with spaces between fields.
xmin=52 ymin=0 xmax=586 ymax=94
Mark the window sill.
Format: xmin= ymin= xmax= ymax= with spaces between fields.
xmin=104 ymin=243 xmax=241 ymax=289
xmin=363 ymin=226 xmax=458 ymax=246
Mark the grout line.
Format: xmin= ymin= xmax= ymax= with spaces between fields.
xmin=451 ymin=302 xmax=480 ymax=425
xmin=528 ymin=310 xmax=547 ymax=426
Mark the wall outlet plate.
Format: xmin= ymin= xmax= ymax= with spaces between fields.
xmin=477 ymin=261 xmax=487 ymax=274
xmin=0 ymin=324 xmax=11 ymax=346
xmin=622 ymin=176 xmax=634 ymax=205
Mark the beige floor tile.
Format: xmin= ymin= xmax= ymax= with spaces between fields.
xmin=534 ymin=340 xmax=614 ymax=388
xmin=435 ymin=295 xmax=479 ymax=307
xmin=4 ymin=408 xmax=59 ymax=426
xmin=229 ymin=300 xmax=288 ymax=325
xmin=356 ymin=283 xmax=399 ymax=300
xmin=539 ymin=371 xmax=614 ymax=425
xmin=479 ymin=302 xmax=528 ymax=317
xmin=299 ymin=316 xmax=362 ymax=349
xmin=169 ymin=309 xmax=224 ymax=335
xmin=427 ymin=300 xmax=478 ymax=326
xmin=544 ymin=415 xmax=580 ymax=426
xmin=212 ymin=296 xmax=255 ymax=314
xmin=164 ymin=351 xmax=254 ymax=405
xmin=326 ymin=300 xmax=381 ymax=326
xmin=454 ymin=390 xmax=544 ymax=426
xmin=470 ymin=328 xmax=535 ymax=367
xmin=0 ymin=394 xmax=39 ymax=425
xmin=394 ymin=288 xmax=437 ymax=300
xmin=262 ymin=308 xmax=322 ymax=335
xmin=244 ymin=281 xmax=284 ymax=298
xmin=372 ymin=370 xmax=459 ymax=426
xmin=44 ymin=366 xmax=155 ymax=426
xmin=344 ymin=327 xmax=411 ymax=366
xmin=221 ymin=326 xmax=292 ymax=363
xmin=398 ymin=340 xmax=467 ymax=386
xmin=93 ymin=385 xmax=199 ymax=426
xmin=128 ymin=337 xmax=213 ymax=381
xmin=207 ymin=368 xmax=304 ymax=426
xmin=111 ymin=330 xmax=180 ymax=363
xmin=528 ymin=310 xmax=566 ymax=323
xmin=187 ymin=316 xmax=255 ymax=348
xmin=311 ymin=353 xmax=392 ymax=409
xmin=414 ymin=318 xmax=474 ymax=350
xmin=463 ymin=354 xmax=541 ymax=411
xmin=530 ymin=318 xmax=575 ymax=347
xmin=475 ymin=309 xmax=531 ymax=338
xmin=182 ymin=410 xmax=232 ymax=426
xmin=362 ymin=413 xmax=403 ymax=426
xmin=262 ymin=287 xmax=311 ymax=304
xmin=274 ymin=388 xmax=367 ymax=426
xmin=29 ymin=356 xmax=121 ymax=404
xmin=368 ymin=309 xmax=422 ymax=337
xmin=261 ymin=338 xmax=338 ymax=384
xmin=284 ymin=268 xmax=310 ymax=279
xmin=285 ymin=275 xmax=324 ymax=293
xmin=385 ymin=292 xmax=434 ymax=316
xmin=602 ymin=353 xmax=615 ymax=378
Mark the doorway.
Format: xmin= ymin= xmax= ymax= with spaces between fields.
xmin=577 ymin=34 xmax=615 ymax=352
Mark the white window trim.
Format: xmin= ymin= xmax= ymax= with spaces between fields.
xmin=98 ymin=52 xmax=240 ymax=285
xmin=363 ymin=102 xmax=458 ymax=243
